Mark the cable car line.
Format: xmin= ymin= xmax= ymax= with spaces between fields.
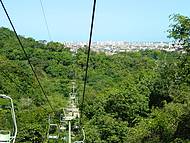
xmin=80 ymin=0 xmax=97 ymax=125
xmin=39 ymin=0 xmax=52 ymax=41
xmin=0 ymin=0 xmax=97 ymax=141
xmin=0 ymin=0 xmax=54 ymax=112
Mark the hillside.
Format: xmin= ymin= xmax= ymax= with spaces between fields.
xmin=0 ymin=25 xmax=190 ymax=142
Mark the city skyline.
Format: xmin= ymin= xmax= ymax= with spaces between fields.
xmin=0 ymin=0 xmax=189 ymax=42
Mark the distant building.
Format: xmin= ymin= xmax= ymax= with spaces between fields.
xmin=65 ymin=41 xmax=182 ymax=54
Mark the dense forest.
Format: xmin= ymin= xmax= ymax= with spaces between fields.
xmin=0 ymin=14 xmax=190 ymax=143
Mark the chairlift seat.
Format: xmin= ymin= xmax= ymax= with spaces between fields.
xmin=60 ymin=125 xmax=66 ymax=130
xmin=0 ymin=131 xmax=10 ymax=143
xmin=70 ymin=96 xmax=75 ymax=100
xmin=48 ymin=135 xmax=59 ymax=139
xmin=50 ymin=124 xmax=58 ymax=126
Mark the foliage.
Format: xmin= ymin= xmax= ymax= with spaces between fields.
xmin=0 ymin=13 xmax=190 ymax=142
xmin=168 ymin=14 xmax=190 ymax=52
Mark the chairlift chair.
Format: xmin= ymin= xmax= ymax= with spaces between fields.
xmin=0 ymin=130 xmax=10 ymax=143
xmin=0 ymin=94 xmax=17 ymax=143
xmin=73 ymin=128 xmax=85 ymax=143
xmin=64 ymin=106 xmax=80 ymax=120
xmin=60 ymin=114 xmax=67 ymax=131
xmin=70 ymin=93 xmax=76 ymax=100
xmin=48 ymin=124 xmax=59 ymax=139
xmin=47 ymin=115 xmax=60 ymax=141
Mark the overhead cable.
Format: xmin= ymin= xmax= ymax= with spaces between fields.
xmin=0 ymin=0 xmax=54 ymax=112
xmin=39 ymin=0 xmax=52 ymax=41
xmin=80 ymin=0 xmax=97 ymax=125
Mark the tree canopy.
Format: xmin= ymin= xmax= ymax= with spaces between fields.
xmin=0 ymin=14 xmax=190 ymax=142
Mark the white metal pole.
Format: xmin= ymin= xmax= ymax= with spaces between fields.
xmin=82 ymin=128 xmax=85 ymax=142
xmin=10 ymin=97 xmax=17 ymax=143
xmin=69 ymin=120 xmax=71 ymax=143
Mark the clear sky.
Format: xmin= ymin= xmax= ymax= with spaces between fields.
xmin=0 ymin=0 xmax=189 ymax=42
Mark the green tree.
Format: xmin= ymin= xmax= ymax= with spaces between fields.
xmin=168 ymin=14 xmax=190 ymax=52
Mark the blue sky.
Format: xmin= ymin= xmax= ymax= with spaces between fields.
xmin=0 ymin=0 xmax=189 ymax=42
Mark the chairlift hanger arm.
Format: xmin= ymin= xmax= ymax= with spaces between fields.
xmin=0 ymin=94 xmax=17 ymax=143
xmin=0 ymin=94 xmax=11 ymax=100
